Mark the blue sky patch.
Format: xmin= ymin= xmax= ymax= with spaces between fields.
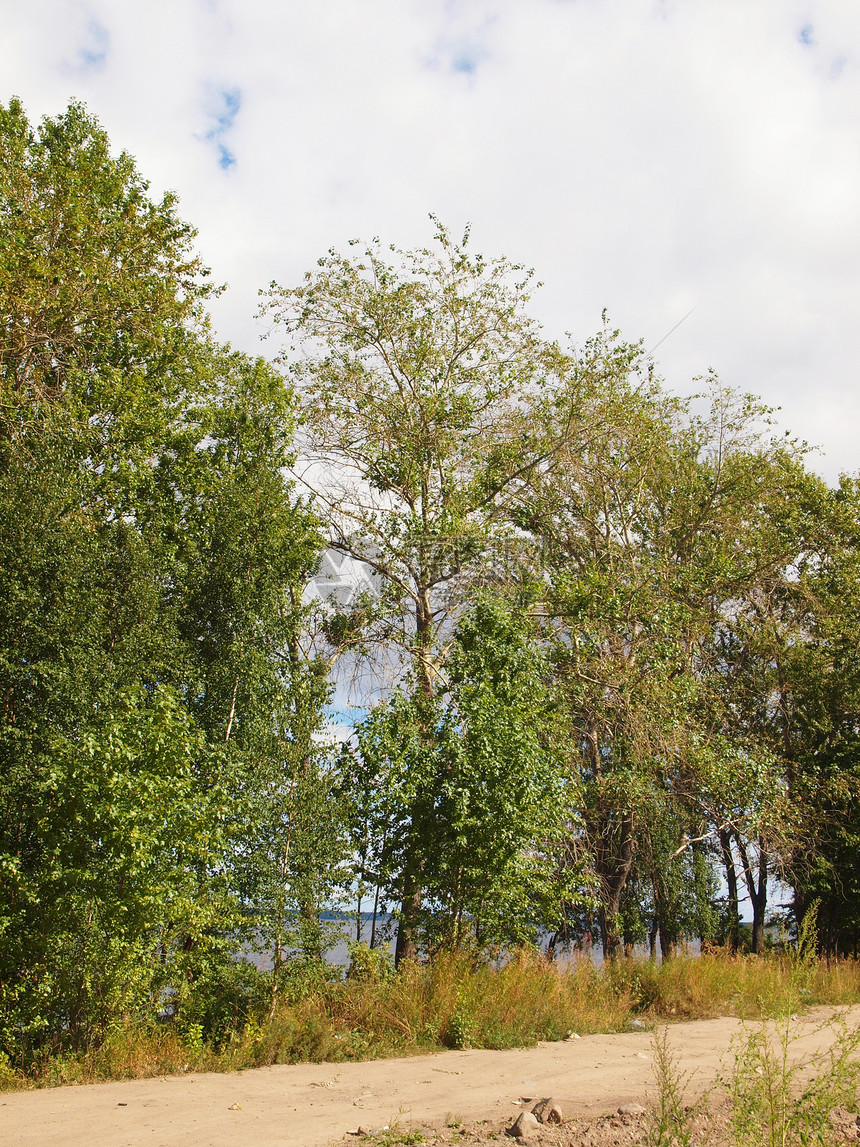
xmin=424 ymin=36 xmax=491 ymax=80
xmin=452 ymin=50 xmax=479 ymax=75
xmin=67 ymin=18 xmax=109 ymax=73
xmin=215 ymin=142 xmax=236 ymax=170
xmin=202 ymin=86 xmax=241 ymax=170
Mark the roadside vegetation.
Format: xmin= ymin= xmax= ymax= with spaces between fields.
xmin=645 ymin=922 xmax=860 ymax=1147
xmin=3 ymin=99 xmax=860 ymax=1089
xmin=1 ymin=947 xmax=859 ymax=1090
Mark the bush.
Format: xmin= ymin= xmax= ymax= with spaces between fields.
xmin=175 ymin=958 xmax=270 ymax=1048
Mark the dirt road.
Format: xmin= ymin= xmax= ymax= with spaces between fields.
xmin=2 ymin=1007 xmax=856 ymax=1147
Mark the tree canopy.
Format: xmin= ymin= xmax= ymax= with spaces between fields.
xmin=2 ymin=97 xmax=859 ymax=1069
xmin=0 ymin=99 xmax=325 ymax=1054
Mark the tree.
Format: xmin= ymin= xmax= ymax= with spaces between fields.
xmin=686 ymin=456 xmax=822 ymax=953
xmin=514 ymin=334 xmax=695 ymax=957
xmin=342 ymin=596 xmax=581 ymax=954
xmin=776 ymin=476 xmax=860 ymax=955
xmin=262 ymin=223 xmax=573 ymax=962
xmin=0 ymin=100 xmax=324 ymax=1053
xmin=516 ymin=337 xmax=806 ymax=957
xmin=0 ymin=97 xmax=210 ymax=408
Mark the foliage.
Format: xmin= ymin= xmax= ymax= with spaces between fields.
xmin=517 ymin=355 xmax=810 ymax=957
xmin=263 ymin=223 xmax=577 ymax=959
xmin=1 ymin=951 xmax=858 ymax=1089
xmin=0 ymin=97 xmax=213 ymax=407
xmin=343 ymin=596 xmax=584 ymax=953
xmin=646 ymin=1026 xmax=698 ymax=1147
xmin=776 ymin=476 xmax=860 ymax=955
xmin=727 ymin=1012 xmax=860 ymax=1147
xmin=5 ymin=99 xmax=860 ymax=1080
xmin=0 ymin=99 xmax=324 ymax=1057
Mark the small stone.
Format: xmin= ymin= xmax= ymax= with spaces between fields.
xmin=227 ymin=1102 xmax=242 ymax=1110
xmin=532 ymin=1097 xmax=563 ymax=1125
xmin=829 ymin=1107 xmax=860 ymax=1126
xmin=627 ymin=1019 xmax=646 ymax=1030
xmin=618 ymin=1103 xmax=646 ymax=1116
xmin=508 ymin=1110 xmax=540 ymax=1140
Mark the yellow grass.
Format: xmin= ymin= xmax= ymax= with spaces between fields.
xmin=3 ymin=951 xmax=859 ymax=1089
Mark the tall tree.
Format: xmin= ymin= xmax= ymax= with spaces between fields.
xmin=263 ymin=223 xmax=576 ymax=962
xmin=517 ymin=339 xmax=806 ymax=957
xmin=777 ymin=475 xmax=860 ymax=955
xmin=0 ymin=100 xmax=323 ymax=1052
xmin=343 ymin=595 xmax=580 ymax=954
xmin=687 ymin=456 xmax=821 ymax=952
xmin=0 ymin=96 xmax=211 ymax=408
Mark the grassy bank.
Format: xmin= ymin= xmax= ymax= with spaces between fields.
xmin=3 ymin=949 xmax=860 ymax=1091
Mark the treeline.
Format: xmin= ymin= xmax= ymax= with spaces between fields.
xmin=1 ymin=100 xmax=859 ymax=1060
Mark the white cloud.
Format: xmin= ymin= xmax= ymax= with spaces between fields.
xmin=3 ymin=0 xmax=859 ymax=478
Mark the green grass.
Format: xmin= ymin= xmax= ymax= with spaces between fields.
xmin=644 ymin=1009 xmax=860 ymax=1147
xmin=3 ymin=949 xmax=860 ymax=1090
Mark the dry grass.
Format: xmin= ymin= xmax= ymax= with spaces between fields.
xmin=3 ymin=950 xmax=859 ymax=1090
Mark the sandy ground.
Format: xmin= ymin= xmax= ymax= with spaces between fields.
xmin=2 ymin=1006 xmax=857 ymax=1147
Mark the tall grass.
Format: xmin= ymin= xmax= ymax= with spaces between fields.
xmin=3 ymin=949 xmax=860 ymax=1091
xmin=645 ymin=917 xmax=860 ymax=1146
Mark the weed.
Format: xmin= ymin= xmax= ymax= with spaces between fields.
xmin=176 ymin=1019 xmax=204 ymax=1058
xmin=445 ymin=988 xmax=475 ymax=1049
xmin=726 ymin=1011 xmax=860 ymax=1147
xmin=358 ymin=1123 xmax=426 ymax=1146
xmin=646 ymin=1026 xmax=698 ymax=1147
xmin=722 ymin=907 xmax=860 ymax=1146
xmin=0 ymin=1051 xmax=20 ymax=1091
xmin=347 ymin=942 xmax=396 ymax=985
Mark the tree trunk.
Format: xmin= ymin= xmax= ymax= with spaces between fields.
xmin=395 ymin=587 xmax=435 ymax=965
xmin=751 ymin=846 xmax=768 ymax=955
xmin=299 ymin=898 xmax=323 ymax=962
xmin=657 ymin=919 xmax=676 ymax=962
xmin=719 ymin=827 xmax=740 ymax=954
xmin=370 ymin=878 xmax=381 ymax=948
xmin=735 ymin=832 xmax=768 ymax=955
xmin=395 ymin=859 xmax=422 ymax=965
xmin=595 ymin=811 xmax=635 ymax=960
xmin=651 ymin=863 xmax=679 ymax=962
xmin=598 ymin=905 xmax=623 ymax=961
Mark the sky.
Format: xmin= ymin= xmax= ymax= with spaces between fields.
xmin=2 ymin=0 xmax=859 ymax=482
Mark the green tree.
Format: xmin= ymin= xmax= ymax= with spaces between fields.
xmin=0 ymin=99 xmax=324 ymax=1052
xmin=686 ymin=458 xmax=822 ymax=953
xmin=344 ymin=596 xmax=580 ymax=953
xmin=0 ymin=97 xmax=210 ymax=406
xmin=517 ymin=337 xmax=806 ymax=957
xmin=263 ymin=223 xmax=574 ymax=962
xmin=0 ymin=688 xmax=234 ymax=1051
xmin=777 ymin=476 xmax=860 ymax=955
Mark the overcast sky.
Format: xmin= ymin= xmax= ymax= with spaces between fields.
xmin=3 ymin=0 xmax=858 ymax=481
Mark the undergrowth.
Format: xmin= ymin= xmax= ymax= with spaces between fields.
xmin=645 ymin=914 xmax=860 ymax=1147
xmin=2 ymin=946 xmax=860 ymax=1091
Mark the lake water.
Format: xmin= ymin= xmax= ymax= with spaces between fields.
xmin=245 ymin=913 xmax=697 ymax=971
